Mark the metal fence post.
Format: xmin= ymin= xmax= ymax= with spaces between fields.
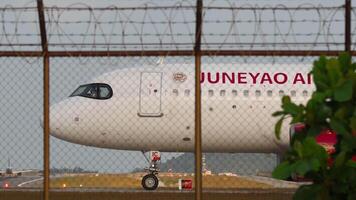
xmin=37 ymin=1 xmax=49 ymax=200
xmin=195 ymin=0 xmax=203 ymax=200
xmin=345 ymin=0 xmax=351 ymax=52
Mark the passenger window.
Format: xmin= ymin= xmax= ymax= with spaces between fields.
xmin=173 ymin=89 xmax=179 ymax=96
xmin=267 ymin=90 xmax=273 ymax=97
xmin=291 ymin=90 xmax=296 ymax=97
xmin=220 ymin=90 xmax=226 ymax=97
xmin=208 ymin=90 xmax=214 ymax=97
xmin=279 ymin=90 xmax=284 ymax=97
xmin=255 ymin=90 xmax=261 ymax=97
xmin=184 ymin=89 xmax=190 ymax=96
xmin=243 ymin=90 xmax=249 ymax=97
xmin=302 ymin=90 xmax=308 ymax=97
xmin=232 ymin=90 xmax=237 ymax=97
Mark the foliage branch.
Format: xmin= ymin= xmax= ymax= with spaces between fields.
xmin=272 ymin=53 xmax=356 ymax=200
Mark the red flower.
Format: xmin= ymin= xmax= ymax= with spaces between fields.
xmin=352 ymin=155 xmax=356 ymax=162
xmin=327 ymin=157 xmax=334 ymax=167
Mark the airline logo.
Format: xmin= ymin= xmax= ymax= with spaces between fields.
xmin=173 ymin=72 xmax=187 ymax=82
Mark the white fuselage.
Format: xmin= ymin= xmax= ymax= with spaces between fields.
xmin=50 ymin=63 xmax=313 ymax=153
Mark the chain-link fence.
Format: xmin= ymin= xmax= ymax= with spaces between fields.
xmin=0 ymin=0 xmax=354 ymax=200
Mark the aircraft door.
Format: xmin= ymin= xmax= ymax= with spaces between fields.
xmin=139 ymin=72 xmax=163 ymax=117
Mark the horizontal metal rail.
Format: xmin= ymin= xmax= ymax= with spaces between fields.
xmin=0 ymin=50 xmax=354 ymax=57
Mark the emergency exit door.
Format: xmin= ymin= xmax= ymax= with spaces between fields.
xmin=139 ymin=72 xmax=163 ymax=117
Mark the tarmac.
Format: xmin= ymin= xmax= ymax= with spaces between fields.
xmin=0 ymin=175 xmax=297 ymax=200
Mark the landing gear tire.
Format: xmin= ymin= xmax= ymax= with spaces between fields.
xmin=142 ymin=174 xmax=159 ymax=190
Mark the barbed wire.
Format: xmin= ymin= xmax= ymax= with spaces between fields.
xmin=0 ymin=0 xmax=353 ymax=52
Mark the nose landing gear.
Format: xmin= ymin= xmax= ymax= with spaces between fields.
xmin=141 ymin=151 xmax=161 ymax=190
xmin=142 ymin=173 xmax=159 ymax=190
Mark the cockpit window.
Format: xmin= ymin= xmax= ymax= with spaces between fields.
xmin=71 ymin=85 xmax=87 ymax=97
xmin=99 ymin=86 xmax=110 ymax=98
xmin=85 ymin=85 xmax=98 ymax=98
xmin=70 ymin=83 xmax=113 ymax=100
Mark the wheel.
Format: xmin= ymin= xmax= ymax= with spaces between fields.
xmin=141 ymin=174 xmax=159 ymax=190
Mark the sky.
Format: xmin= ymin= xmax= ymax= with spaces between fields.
xmin=0 ymin=0 xmax=350 ymax=173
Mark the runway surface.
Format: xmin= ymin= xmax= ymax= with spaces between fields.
xmin=0 ymin=175 xmax=297 ymax=200
xmin=0 ymin=176 xmax=42 ymax=188
xmin=0 ymin=188 xmax=296 ymax=200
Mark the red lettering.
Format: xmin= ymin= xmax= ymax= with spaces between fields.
xmin=222 ymin=72 xmax=235 ymax=84
xmin=307 ymin=73 xmax=312 ymax=84
xmin=200 ymin=72 xmax=205 ymax=83
xmin=293 ymin=73 xmax=306 ymax=84
xmin=260 ymin=73 xmax=273 ymax=84
xmin=249 ymin=73 xmax=260 ymax=84
xmin=199 ymin=71 xmax=306 ymax=85
xmin=293 ymin=73 xmax=305 ymax=84
xmin=208 ymin=72 xmax=220 ymax=84
xmin=237 ymin=73 xmax=247 ymax=84
xmin=274 ymin=73 xmax=288 ymax=84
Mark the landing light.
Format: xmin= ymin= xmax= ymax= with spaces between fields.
xmin=62 ymin=183 xmax=66 ymax=188
xmin=4 ymin=183 xmax=9 ymax=188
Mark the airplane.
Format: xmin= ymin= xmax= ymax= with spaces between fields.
xmin=48 ymin=62 xmax=314 ymax=190
xmin=0 ymin=158 xmax=33 ymax=177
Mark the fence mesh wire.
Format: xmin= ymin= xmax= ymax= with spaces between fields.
xmin=0 ymin=57 xmax=43 ymax=186
xmin=47 ymin=56 xmax=195 ymax=190
xmin=0 ymin=0 xmax=354 ymax=200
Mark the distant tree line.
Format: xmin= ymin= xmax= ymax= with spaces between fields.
xmin=49 ymin=167 xmax=98 ymax=174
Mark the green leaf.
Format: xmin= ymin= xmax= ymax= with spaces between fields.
xmin=337 ymin=52 xmax=351 ymax=73
xmin=272 ymin=111 xmax=285 ymax=117
xmin=293 ymin=141 xmax=303 ymax=158
xmin=282 ymin=95 xmax=291 ymax=104
xmin=275 ymin=117 xmax=284 ymax=140
xmin=302 ymin=137 xmax=328 ymax=159
xmin=307 ymin=126 xmax=323 ymax=137
xmin=272 ymin=161 xmax=291 ymax=180
xmin=294 ymin=160 xmax=311 ymax=176
xmin=330 ymin=118 xmax=348 ymax=136
xmin=311 ymin=92 xmax=328 ymax=102
xmin=312 ymin=56 xmax=330 ymax=91
xmin=291 ymin=112 xmax=304 ymax=124
xmin=283 ymin=102 xmax=302 ymax=116
xmin=315 ymin=104 xmax=332 ymax=122
xmin=334 ymin=79 xmax=353 ymax=102
xmin=314 ymin=56 xmax=327 ymax=72
xmin=334 ymin=151 xmax=346 ymax=168
xmin=326 ymin=58 xmax=342 ymax=86
xmin=350 ymin=116 xmax=356 ymax=132
xmin=340 ymin=135 xmax=356 ymax=152
xmin=310 ymin=158 xmax=321 ymax=171
xmin=351 ymin=63 xmax=356 ymax=72
xmin=346 ymin=160 xmax=356 ymax=168
xmin=335 ymin=106 xmax=349 ymax=120
xmin=293 ymin=185 xmax=320 ymax=200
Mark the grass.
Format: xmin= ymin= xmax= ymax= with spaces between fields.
xmin=161 ymin=175 xmax=272 ymax=189
xmin=28 ymin=173 xmax=272 ymax=189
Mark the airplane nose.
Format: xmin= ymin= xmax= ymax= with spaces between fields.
xmin=41 ymin=98 xmax=81 ymax=143
xmin=47 ymin=99 xmax=76 ymax=140
xmin=49 ymin=104 xmax=62 ymax=137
